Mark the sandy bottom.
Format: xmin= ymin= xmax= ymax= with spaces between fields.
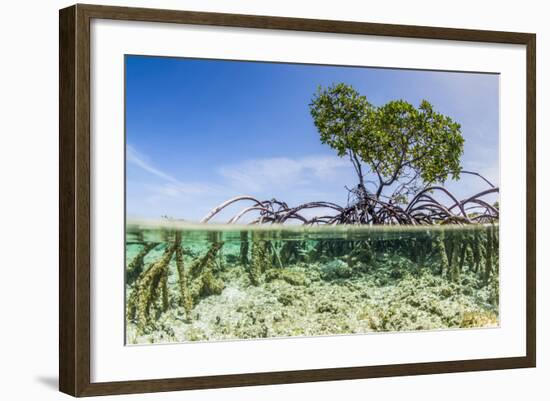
xmin=126 ymin=254 xmax=498 ymax=345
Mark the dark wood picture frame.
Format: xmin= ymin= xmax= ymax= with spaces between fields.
xmin=59 ymin=3 xmax=536 ymax=397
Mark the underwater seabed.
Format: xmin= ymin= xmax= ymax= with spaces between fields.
xmin=125 ymin=222 xmax=499 ymax=345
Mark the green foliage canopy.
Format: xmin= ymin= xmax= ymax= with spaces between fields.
xmin=309 ymin=83 xmax=464 ymax=200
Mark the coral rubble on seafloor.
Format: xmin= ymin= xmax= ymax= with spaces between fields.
xmin=125 ymin=225 xmax=499 ymax=344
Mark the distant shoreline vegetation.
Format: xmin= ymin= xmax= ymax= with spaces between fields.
xmin=197 ymin=83 xmax=498 ymax=227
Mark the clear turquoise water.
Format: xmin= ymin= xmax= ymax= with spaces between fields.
xmin=125 ymin=222 xmax=499 ymax=344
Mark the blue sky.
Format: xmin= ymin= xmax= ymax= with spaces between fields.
xmin=126 ymin=55 xmax=499 ymax=222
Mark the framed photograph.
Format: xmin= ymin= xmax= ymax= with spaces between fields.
xmin=59 ymin=4 xmax=536 ymax=397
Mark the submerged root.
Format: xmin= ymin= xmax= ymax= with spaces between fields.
xmin=186 ymin=242 xmax=225 ymax=311
xmin=128 ymin=238 xmax=226 ymax=329
xmin=346 ymin=240 xmax=373 ymax=272
xmin=188 ymin=242 xmax=223 ymax=278
xmin=249 ymin=240 xmax=272 ymax=285
xmin=436 ymin=232 xmax=449 ymax=277
xmin=126 ymin=242 xmax=157 ymax=285
xmin=174 ymin=233 xmax=193 ymax=316
xmin=127 ymin=241 xmax=176 ymax=333
xmin=484 ymin=224 xmax=497 ymax=284
xmin=239 ymin=231 xmax=249 ymax=266
xmin=279 ymin=241 xmax=302 ymax=265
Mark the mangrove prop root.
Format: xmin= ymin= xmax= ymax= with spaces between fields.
xmin=346 ymin=240 xmax=373 ymax=272
xmin=127 ymin=241 xmax=176 ymax=333
xmin=185 ymin=242 xmax=225 ymax=308
xmin=436 ymin=232 xmax=449 ymax=277
xmin=126 ymin=242 xmax=157 ymax=285
xmin=279 ymin=241 xmax=301 ymax=265
xmin=429 ymin=228 xmax=498 ymax=283
xmin=200 ymin=183 xmax=498 ymax=226
xmin=472 ymin=230 xmax=482 ymax=273
xmin=450 ymin=235 xmax=461 ymax=282
xmin=458 ymin=242 xmax=467 ymax=275
xmin=239 ymin=231 xmax=249 ymax=266
xmin=484 ymin=225 xmax=495 ymax=283
xmin=128 ymin=239 xmax=226 ymax=330
xmin=174 ymin=233 xmax=193 ymax=316
xmin=188 ymin=242 xmax=223 ymax=278
xmin=249 ymin=240 xmax=272 ymax=286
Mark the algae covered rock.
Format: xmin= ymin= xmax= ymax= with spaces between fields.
xmin=265 ymin=268 xmax=308 ymax=286
xmin=277 ymin=291 xmax=295 ymax=306
xmin=460 ymin=309 xmax=499 ymax=328
xmin=321 ymin=259 xmax=353 ymax=280
xmin=316 ymin=300 xmax=341 ymax=314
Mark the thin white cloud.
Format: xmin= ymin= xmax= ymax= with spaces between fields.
xmin=127 ymin=144 xmax=221 ymax=198
xmin=148 ymin=182 xmax=218 ymax=198
xmin=127 ymin=145 xmax=356 ymax=220
xmin=127 ymin=144 xmax=180 ymax=184
xmin=218 ymin=155 xmax=350 ymax=193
